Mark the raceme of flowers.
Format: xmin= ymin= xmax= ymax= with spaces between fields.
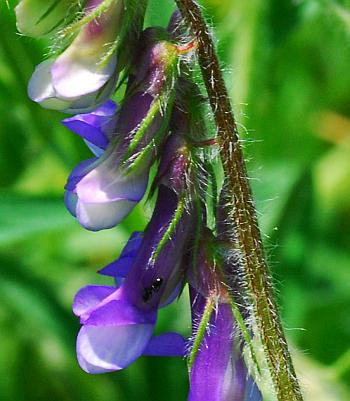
xmin=17 ymin=1 xmax=263 ymax=400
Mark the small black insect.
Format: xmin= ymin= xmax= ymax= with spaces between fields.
xmin=142 ymin=277 xmax=163 ymax=302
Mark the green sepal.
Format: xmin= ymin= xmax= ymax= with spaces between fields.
xmin=150 ymin=195 xmax=186 ymax=265
xmin=187 ymin=298 xmax=215 ymax=370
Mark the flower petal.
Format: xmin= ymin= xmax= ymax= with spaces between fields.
xmin=85 ymin=300 xmax=157 ymax=326
xmin=62 ymin=119 xmax=109 ymax=150
xmin=28 ymin=60 xmax=70 ymax=110
xmin=76 ymin=159 xmax=149 ymax=203
xmin=99 ymin=231 xmax=143 ymax=277
xmin=91 ymin=99 xmax=118 ymax=117
xmin=98 ymin=256 xmax=133 ymax=278
xmin=83 ymin=141 xmax=105 ymax=157
xmin=76 ymin=198 xmax=137 ymax=231
xmin=64 ymin=190 xmax=78 ymax=216
xmin=73 ymin=285 xmax=116 ymax=317
xmin=52 ymin=55 xmax=117 ymax=99
xmin=28 ymin=60 xmax=118 ymax=114
xmin=65 ymin=158 xmax=97 ymax=192
xmin=51 ymin=0 xmax=122 ymax=98
xmin=118 ymin=231 xmax=144 ymax=257
xmin=77 ymin=323 xmax=154 ymax=373
xmin=62 ymin=71 xmax=118 ymax=114
xmin=143 ymin=332 xmax=186 ymax=357
xmin=189 ymin=301 xmax=241 ymax=401
xmin=62 ymin=100 xmax=117 ymax=149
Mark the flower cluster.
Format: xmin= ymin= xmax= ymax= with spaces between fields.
xmin=17 ymin=1 xmax=262 ymax=400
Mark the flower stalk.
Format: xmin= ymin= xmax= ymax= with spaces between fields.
xmin=174 ymin=0 xmax=304 ymax=400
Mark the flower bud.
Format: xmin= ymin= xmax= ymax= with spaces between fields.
xmin=15 ymin=0 xmax=75 ymax=37
xmin=28 ymin=0 xmax=123 ymax=113
xmin=129 ymin=28 xmax=179 ymax=97
xmin=155 ymin=106 xmax=192 ymax=193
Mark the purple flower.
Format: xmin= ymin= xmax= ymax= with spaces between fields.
xmin=189 ymin=291 xmax=262 ymax=401
xmin=28 ymin=0 xmax=122 ymax=113
xmin=60 ymin=97 xmax=150 ymax=231
xmin=63 ymin=30 xmax=182 ymax=231
xmin=64 ymin=155 xmax=149 ymax=231
xmin=73 ymin=185 xmax=193 ymax=373
xmin=63 ymin=96 xmax=155 ymax=231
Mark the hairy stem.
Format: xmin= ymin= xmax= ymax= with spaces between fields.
xmin=175 ymin=1 xmax=303 ymax=400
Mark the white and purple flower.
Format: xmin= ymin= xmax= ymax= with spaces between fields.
xmin=64 ymin=155 xmax=149 ymax=231
xmin=73 ymin=185 xmax=192 ymax=373
xmin=63 ymin=99 xmax=146 ymax=231
xmin=62 ymin=96 xmax=155 ymax=231
xmin=28 ymin=0 xmax=122 ymax=113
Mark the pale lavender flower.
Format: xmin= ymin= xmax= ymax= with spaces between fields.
xmin=64 ymin=156 xmax=149 ymax=231
xmin=63 ymin=94 xmax=153 ymax=231
xmin=62 ymin=98 xmax=147 ymax=230
xmin=28 ymin=0 xmax=122 ymax=113
xmin=64 ymin=29 xmax=180 ymax=230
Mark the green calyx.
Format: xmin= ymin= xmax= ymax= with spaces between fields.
xmin=188 ymin=298 xmax=215 ymax=370
xmin=58 ymin=0 xmax=116 ymax=39
xmin=150 ymin=196 xmax=186 ymax=265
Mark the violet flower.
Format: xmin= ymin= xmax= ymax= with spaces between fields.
xmin=186 ymin=228 xmax=262 ymax=401
xmin=63 ymin=95 xmax=152 ymax=231
xmin=64 ymin=30 xmax=180 ymax=231
xmin=73 ymin=185 xmax=192 ymax=373
xmin=62 ymin=99 xmax=146 ymax=230
xmin=64 ymin=154 xmax=149 ymax=231
xmin=28 ymin=0 xmax=122 ymax=113
xmin=189 ymin=291 xmax=262 ymax=401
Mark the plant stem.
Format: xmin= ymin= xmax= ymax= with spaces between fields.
xmin=175 ymin=1 xmax=303 ymax=400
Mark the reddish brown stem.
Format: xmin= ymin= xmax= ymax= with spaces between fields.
xmin=175 ymin=1 xmax=303 ymax=400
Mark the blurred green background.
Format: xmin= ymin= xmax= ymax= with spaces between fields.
xmin=1 ymin=0 xmax=350 ymax=400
